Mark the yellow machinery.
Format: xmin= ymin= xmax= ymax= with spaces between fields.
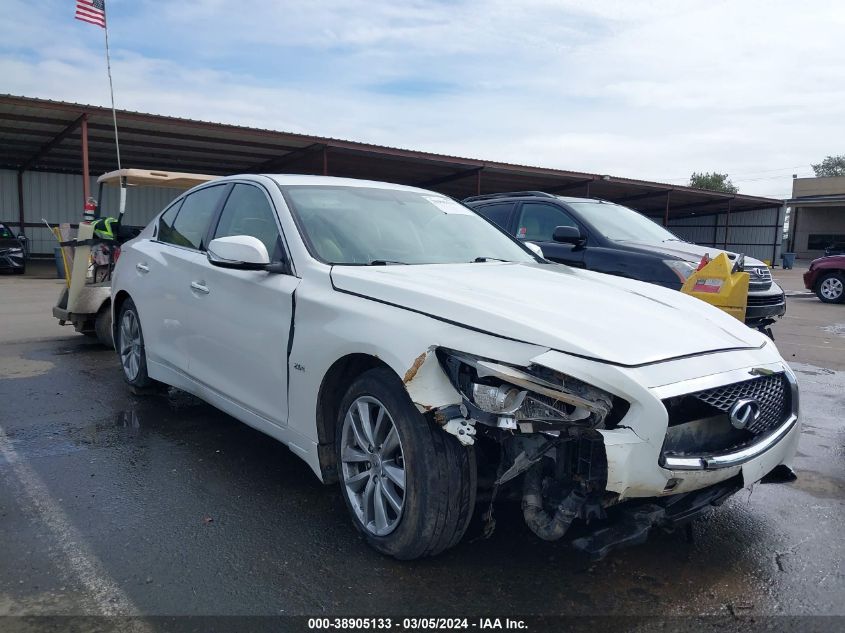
xmin=681 ymin=253 xmax=750 ymax=322
xmin=52 ymin=169 xmax=217 ymax=347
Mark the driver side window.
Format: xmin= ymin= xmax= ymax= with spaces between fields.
xmin=212 ymin=184 xmax=283 ymax=260
xmin=517 ymin=203 xmax=578 ymax=241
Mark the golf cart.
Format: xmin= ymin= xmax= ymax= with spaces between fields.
xmin=52 ymin=168 xmax=217 ymax=347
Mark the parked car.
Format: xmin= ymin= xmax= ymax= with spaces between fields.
xmin=824 ymin=242 xmax=845 ymax=257
xmin=804 ymin=255 xmax=845 ymax=303
xmin=0 ymin=222 xmax=26 ymax=274
xmin=112 ymin=175 xmax=800 ymax=560
xmin=463 ymin=192 xmax=786 ymax=330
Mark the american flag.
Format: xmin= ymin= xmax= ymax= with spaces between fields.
xmin=75 ymin=0 xmax=106 ymax=28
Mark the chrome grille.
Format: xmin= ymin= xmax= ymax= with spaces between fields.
xmin=746 ymin=266 xmax=773 ymax=291
xmin=690 ymin=374 xmax=788 ymax=435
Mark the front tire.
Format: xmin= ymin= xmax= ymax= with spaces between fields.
xmin=336 ymin=367 xmax=476 ymax=559
xmin=116 ymin=298 xmax=154 ymax=388
xmin=816 ymin=272 xmax=845 ymax=304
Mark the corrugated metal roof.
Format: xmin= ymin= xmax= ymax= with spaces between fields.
xmin=0 ymin=94 xmax=782 ymax=218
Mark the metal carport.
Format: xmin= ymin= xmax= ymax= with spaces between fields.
xmin=0 ymin=94 xmax=784 ymax=261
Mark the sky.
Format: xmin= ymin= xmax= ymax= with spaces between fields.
xmin=2 ymin=0 xmax=843 ymax=198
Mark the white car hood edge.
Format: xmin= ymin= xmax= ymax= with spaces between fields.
xmin=329 ymin=263 xmax=766 ymax=368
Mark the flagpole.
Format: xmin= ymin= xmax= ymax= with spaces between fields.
xmin=102 ymin=3 xmax=121 ymax=171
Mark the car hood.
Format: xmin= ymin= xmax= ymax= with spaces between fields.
xmin=619 ymin=240 xmax=768 ymax=268
xmin=330 ymin=262 xmax=766 ymax=367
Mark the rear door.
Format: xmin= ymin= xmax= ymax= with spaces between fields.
xmin=514 ymin=201 xmax=586 ymax=266
xmin=185 ymin=183 xmax=299 ymax=426
xmin=473 ymin=202 xmax=516 ymax=232
xmin=136 ymin=184 xmax=228 ymax=374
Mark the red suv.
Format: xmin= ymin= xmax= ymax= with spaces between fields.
xmin=804 ymin=255 xmax=845 ymax=303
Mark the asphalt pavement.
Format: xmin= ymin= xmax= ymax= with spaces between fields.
xmin=1 ymin=265 xmax=843 ymax=629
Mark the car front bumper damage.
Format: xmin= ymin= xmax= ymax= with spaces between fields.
xmin=403 ymin=345 xmax=800 ymax=558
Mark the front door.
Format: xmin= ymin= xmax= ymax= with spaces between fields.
xmin=185 ymin=183 xmax=300 ymax=426
xmin=515 ymin=201 xmax=586 ymax=266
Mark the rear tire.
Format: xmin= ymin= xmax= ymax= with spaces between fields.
xmin=336 ymin=367 xmax=476 ymax=559
xmin=816 ymin=272 xmax=845 ymax=304
xmin=116 ymin=298 xmax=154 ymax=389
xmin=95 ymin=303 xmax=114 ymax=349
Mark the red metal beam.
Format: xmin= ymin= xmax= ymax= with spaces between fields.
xmin=81 ymin=114 xmax=90 ymax=202
xmin=16 ymin=171 xmax=25 ymax=237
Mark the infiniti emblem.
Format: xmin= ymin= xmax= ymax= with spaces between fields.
xmin=729 ymin=398 xmax=761 ymax=429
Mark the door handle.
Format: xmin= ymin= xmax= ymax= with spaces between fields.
xmin=136 ymin=263 xmax=150 ymax=273
xmin=190 ymin=281 xmax=210 ymax=294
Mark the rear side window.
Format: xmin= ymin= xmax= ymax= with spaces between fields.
xmin=475 ymin=202 xmax=513 ymax=230
xmin=157 ymin=200 xmax=183 ymax=243
xmin=517 ymin=202 xmax=578 ymax=241
xmin=163 ymin=186 xmax=225 ymax=250
xmin=212 ymin=184 xmax=283 ymax=259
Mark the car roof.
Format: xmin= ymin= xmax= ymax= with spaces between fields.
xmin=463 ymin=191 xmax=613 ymax=205
xmin=262 ymin=174 xmax=435 ymax=194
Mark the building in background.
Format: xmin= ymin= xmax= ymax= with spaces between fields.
xmin=787 ymin=176 xmax=845 ymax=259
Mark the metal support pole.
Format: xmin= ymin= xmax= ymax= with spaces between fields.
xmin=712 ymin=215 xmax=719 ymax=247
xmin=789 ymin=206 xmax=799 ymax=253
xmin=723 ymin=199 xmax=732 ymax=249
xmin=322 ymin=146 xmax=329 ymax=176
xmin=585 ymin=181 xmax=591 ymax=197
xmin=16 ymin=170 xmax=25 ymax=237
xmin=772 ymin=206 xmax=782 ymax=265
xmin=663 ymin=191 xmax=671 ymax=227
xmin=475 ymin=169 xmax=482 ymax=196
xmin=81 ymin=113 xmax=90 ymax=202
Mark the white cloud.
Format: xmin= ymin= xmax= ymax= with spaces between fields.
xmin=1 ymin=0 xmax=843 ymax=198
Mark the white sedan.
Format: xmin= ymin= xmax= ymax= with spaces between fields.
xmin=111 ymin=175 xmax=800 ymax=559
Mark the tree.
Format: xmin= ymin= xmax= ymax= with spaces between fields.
xmin=688 ymin=172 xmax=738 ymax=193
xmin=812 ymin=155 xmax=845 ymax=177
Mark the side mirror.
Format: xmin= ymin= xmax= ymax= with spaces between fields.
xmin=524 ymin=242 xmax=544 ymax=258
xmin=552 ymin=225 xmax=585 ymax=246
xmin=207 ymin=235 xmax=271 ymax=270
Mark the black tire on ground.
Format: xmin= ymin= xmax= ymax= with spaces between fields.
xmin=12 ymin=267 xmax=24 ymax=275
xmin=816 ymin=272 xmax=845 ymax=304
xmin=116 ymin=298 xmax=155 ymax=389
xmin=94 ymin=302 xmax=114 ymax=349
xmin=335 ymin=366 xmax=476 ymax=560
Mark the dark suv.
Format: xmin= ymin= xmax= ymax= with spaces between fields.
xmin=463 ymin=192 xmax=786 ymax=329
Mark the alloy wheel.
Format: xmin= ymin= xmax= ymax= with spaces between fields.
xmin=119 ymin=310 xmax=142 ymax=381
xmin=820 ymin=277 xmax=843 ymax=301
xmin=340 ymin=395 xmax=406 ymax=536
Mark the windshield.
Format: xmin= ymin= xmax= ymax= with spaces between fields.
xmin=565 ymin=200 xmax=680 ymax=243
xmin=282 ymin=185 xmax=537 ymax=265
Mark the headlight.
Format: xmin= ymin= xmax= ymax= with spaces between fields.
xmin=438 ymin=350 xmax=618 ymax=428
xmin=8 ymin=248 xmax=22 ymax=254
xmin=663 ymin=259 xmax=697 ymax=282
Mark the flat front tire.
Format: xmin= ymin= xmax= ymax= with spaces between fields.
xmin=116 ymin=298 xmax=154 ymax=388
xmin=817 ymin=272 xmax=845 ymax=304
xmin=336 ymin=367 xmax=476 ymax=559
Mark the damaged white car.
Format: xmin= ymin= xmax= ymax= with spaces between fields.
xmin=111 ymin=175 xmax=800 ymax=559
